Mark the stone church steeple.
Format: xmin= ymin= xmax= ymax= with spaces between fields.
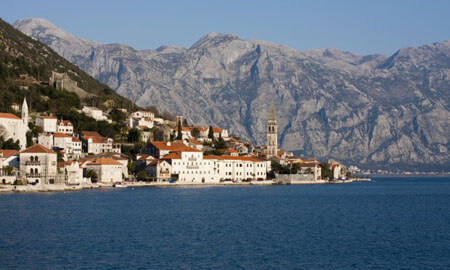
xmin=22 ymin=98 xmax=29 ymax=128
xmin=266 ymin=104 xmax=278 ymax=158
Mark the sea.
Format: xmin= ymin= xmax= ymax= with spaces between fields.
xmin=1 ymin=177 xmax=449 ymax=269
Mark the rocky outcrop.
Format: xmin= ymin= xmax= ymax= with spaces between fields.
xmin=14 ymin=18 xmax=450 ymax=169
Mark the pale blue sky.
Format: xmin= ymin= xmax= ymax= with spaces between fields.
xmin=2 ymin=0 xmax=449 ymax=55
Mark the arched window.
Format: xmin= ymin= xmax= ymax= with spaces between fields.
xmin=35 ymin=156 xmax=39 ymax=162
xmin=30 ymin=156 xmax=34 ymax=162
xmin=30 ymin=169 xmax=33 ymax=174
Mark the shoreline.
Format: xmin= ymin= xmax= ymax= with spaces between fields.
xmin=0 ymin=178 xmax=372 ymax=194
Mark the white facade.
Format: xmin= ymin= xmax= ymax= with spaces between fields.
xmin=128 ymin=111 xmax=154 ymax=129
xmin=19 ymin=144 xmax=58 ymax=185
xmin=57 ymin=120 xmax=74 ymax=135
xmin=86 ymin=158 xmax=123 ymax=183
xmin=36 ymin=116 xmax=57 ymax=133
xmin=58 ymin=161 xmax=85 ymax=185
xmin=0 ymin=99 xmax=28 ymax=150
xmin=168 ymin=152 xmax=267 ymax=183
xmin=82 ymin=106 xmax=108 ymax=121
xmin=38 ymin=133 xmax=54 ymax=149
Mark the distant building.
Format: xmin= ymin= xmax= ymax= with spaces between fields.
xmin=57 ymin=120 xmax=73 ymax=135
xmin=266 ymin=104 xmax=277 ymax=158
xmin=85 ymin=158 xmax=123 ymax=183
xmin=0 ymin=98 xmax=29 ymax=149
xmin=82 ymin=106 xmax=108 ymax=121
xmin=80 ymin=131 xmax=121 ymax=154
xmin=128 ymin=110 xmax=154 ymax=129
xmin=36 ymin=116 xmax=57 ymax=133
xmin=20 ymin=144 xmax=58 ymax=185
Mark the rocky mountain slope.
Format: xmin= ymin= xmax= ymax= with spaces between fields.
xmin=14 ymin=18 xmax=450 ymax=170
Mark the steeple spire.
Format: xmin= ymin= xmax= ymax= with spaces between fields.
xmin=22 ymin=97 xmax=29 ymax=128
xmin=268 ymin=104 xmax=276 ymax=121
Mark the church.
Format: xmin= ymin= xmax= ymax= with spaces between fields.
xmin=0 ymin=98 xmax=29 ymax=149
xmin=266 ymin=104 xmax=278 ymax=158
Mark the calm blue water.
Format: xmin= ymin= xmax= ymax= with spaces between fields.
xmin=1 ymin=177 xmax=449 ymax=269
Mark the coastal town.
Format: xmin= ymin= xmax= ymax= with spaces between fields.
xmin=0 ymin=74 xmax=357 ymax=192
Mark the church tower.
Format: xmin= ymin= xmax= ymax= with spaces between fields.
xmin=266 ymin=104 xmax=278 ymax=158
xmin=21 ymin=98 xmax=29 ymax=129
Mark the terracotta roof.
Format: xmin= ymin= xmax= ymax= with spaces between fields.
xmin=137 ymin=154 xmax=154 ymax=161
xmin=54 ymin=133 xmax=71 ymax=138
xmin=212 ymin=127 xmax=222 ymax=133
xmin=21 ymin=144 xmax=56 ymax=154
xmin=94 ymin=152 xmax=129 ymax=161
xmin=38 ymin=115 xmax=57 ymax=119
xmin=57 ymin=160 xmax=77 ymax=167
xmin=81 ymin=131 xmax=102 ymax=137
xmin=87 ymin=158 xmax=122 ymax=166
xmin=150 ymin=141 xmax=200 ymax=152
xmin=10 ymin=102 xmax=20 ymax=106
xmin=57 ymin=120 xmax=72 ymax=126
xmin=72 ymin=137 xmax=81 ymax=142
xmin=187 ymin=138 xmax=202 ymax=145
xmin=0 ymin=150 xmax=19 ymax=158
xmin=161 ymin=152 xmax=181 ymax=160
xmin=205 ymin=155 xmax=263 ymax=162
xmin=147 ymin=159 xmax=168 ymax=166
xmin=84 ymin=136 xmax=109 ymax=143
xmin=0 ymin=113 xmax=21 ymax=120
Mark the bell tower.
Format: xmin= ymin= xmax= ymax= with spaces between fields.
xmin=266 ymin=104 xmax=278 ymax=158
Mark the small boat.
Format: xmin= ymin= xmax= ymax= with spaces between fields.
xmin=113 ymin=182 xmax=128 ymax=188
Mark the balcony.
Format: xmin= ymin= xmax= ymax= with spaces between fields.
xmin=25 ymin=161 xmax=41 ymax=166
xmin=26 ymin=173 xmax=42 ymax=178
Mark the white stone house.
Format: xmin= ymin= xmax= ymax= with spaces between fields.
xmin=0 ymin=150 xmax=19 ymax=184
xmin=57 ymin=160 xmax=85 ymax=185
xmin=38 ymin=133 xmax=54 ymax=149
xmin=85 ymin=158 xmax=123 ymax=183
xmin=128 ymin=110 xmax=154 ymax=129
xmin=81 ymin=131 xmax=121 ymax=154
xmin=20 ymin=144 xmax=58 ymax=185
xmin=57 ymin=120 xmax=74 ymax=135
xmin=0 ymin=99 xmax=29 ymax=149
xmin=82 ymin=106 xmax=108 ymax=121
xmin=144 ymin=160 xmax=172 ymax=181
xmin=36 ymin=116 xmax=57 ymax=133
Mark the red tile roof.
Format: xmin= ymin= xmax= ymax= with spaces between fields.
xmin=81 ymin=131 xmax=102 ymax=137
xmin=21 ymin=144 xmax=56 ymax=154
xmin=87 ymin=158 xmax=122 ymax=166
xmin=57 ymin=120 xmax=72 ymax=126
xmin=0 ymin=150 xmax=19 ymax=158
xmin=150 ymin=141 xmax=200 ymax=152
xmin=54 ymin=133 xmax=71 ymax=138
xmin=187 ymin=138 xmax=202 ymax=145
xmin=161 ymin=152 xmax=181 ymax=160
xmin=72 ymin=137 xmax=81 ymax=142
xmin=0 ymin=113 xmax=21 ymax=120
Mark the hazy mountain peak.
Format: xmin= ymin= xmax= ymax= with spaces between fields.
xmin=190 ymin=32 xmax=242 ymax=50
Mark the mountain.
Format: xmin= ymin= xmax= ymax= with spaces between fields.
xmin=13 ymin=18 xmax=450 ymax=170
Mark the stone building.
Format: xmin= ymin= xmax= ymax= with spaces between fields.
xmin=266 ymin=104 xmax=278 ymax=158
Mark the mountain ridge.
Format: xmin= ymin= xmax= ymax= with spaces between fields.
xmin=13 ymin=17 xmax=450 ymax=170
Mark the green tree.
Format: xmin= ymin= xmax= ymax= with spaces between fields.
xmin=208 ymin=126 xmax=214 ymax=140
xmin=176 ymin=120 xmax=182 ymax=140
xmin=191 ymin=127 xmax=200 ymax=138
xmin=127 ymin=128 xmax=142 ymax=143
xmin=320 ymin=163 xmax=332 ymax=180
xmin=2 ymin=166 xmax=14 ymax=176
xmin=85 ymin=169 xmax=98 ymax=182
xmin=127 ymin=162 xmax=136 ymax=175
xmin=214 ymin=133 xmax=226 ymax=149
xmin=137 ymin=170 xmax=147 ymax=181
xmin=0 ymin=137 xmax=20 ymax=150
xmin=26 ymin=131 xmax=34 ymax=147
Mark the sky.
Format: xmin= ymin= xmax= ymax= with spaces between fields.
xmin=2 ymin=0 xmax=449 ymax=55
